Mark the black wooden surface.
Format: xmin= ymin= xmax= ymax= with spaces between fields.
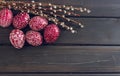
xmin=1 ymin=0 xmax=120 ymax=76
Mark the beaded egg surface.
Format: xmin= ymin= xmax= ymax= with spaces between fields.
xmin=44 ymin=24 xmax=60 ymax=43
xmin=0 ymin=8 xmax=13 ymax=28
xmin=13 ymin=12 xmax=30 ymax=29
xmin=9 ymin=29 xmax=25 ymax=49
xmin=26 ymin=30 xmax=43 ymax=46
xmin=29 ymin=16 xmax=48 ymax=31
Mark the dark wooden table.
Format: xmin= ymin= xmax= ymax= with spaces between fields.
xmin=1 ymin=0 xmax=120 ymax=76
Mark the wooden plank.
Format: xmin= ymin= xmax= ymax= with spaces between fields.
xmin=6 ymin=0 xmax=120 ymax=17
xmin=56 ymin=18 xmax=120 ymax=44
xmin=0 ymin=74 xmax=120 ymax=76
xmin=3 ymin=0 xmax=120 ymax=74
xmin=20 ymin=0 xmax=120 ymax=17
xmin=0 ymin=46 xmax=120 ymax=72
xmin=1 ymin=18 xmax=120 ymax=45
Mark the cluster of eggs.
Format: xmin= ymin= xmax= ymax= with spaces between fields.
xmin=0 ymin=8 xmax=60 ymax=49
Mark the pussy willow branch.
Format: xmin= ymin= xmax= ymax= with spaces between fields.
xmin=0 ymin=0 xmax=91 ymax=33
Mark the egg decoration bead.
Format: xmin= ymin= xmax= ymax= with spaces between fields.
xmin=29 ymin=16 xmax=48 ymax=31
xmin=13 ymin=12 xmax=30 ymax=29
xmin=9 ymin=29 xmax=25 ymax=49
xmin=44 ymin=24 xmax=60 ymax=43
xmin=26 ymin=30 xmax=43 ymax=46
xmin=0 ymin=8 xmax=13 ymax=28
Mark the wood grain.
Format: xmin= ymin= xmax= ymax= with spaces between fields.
xmin=0 ymin=46 xmax=120 ymax=72
xmin=1 ymin=74 xmax=120 ymax=76
xmin=1 ymin=0 xmax=120 ymax=75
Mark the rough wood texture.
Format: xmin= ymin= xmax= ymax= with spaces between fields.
xmin=1 ymin=74 xmax=120 ymax=76
xmin=1 ymin=0 xmax=120 ymax=75
xmin=0 ymin=46 xmax=119 ymax=72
